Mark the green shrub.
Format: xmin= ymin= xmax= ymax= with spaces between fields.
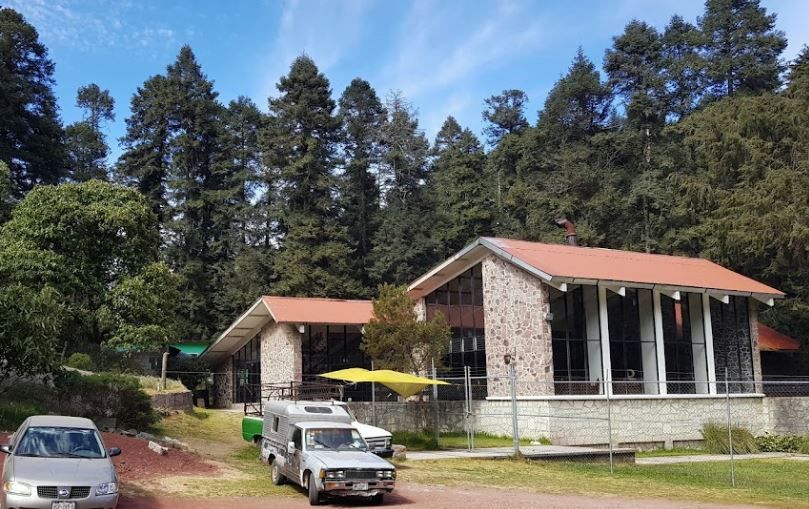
xmin=0 ymin=401 xmax=44 ymax=431
xmin=391 ymin=430 xmax=439 ymax=450
xmin=702 ymin=423 xmax=759 ymax=454
xmin=800 ymin=436 xmax=809 ymax=455
xmin=53 ymin=370 xmax=157 ymax=429
xmin=756 ymin=432 xmax=802 ymax=453
xmin=66 ymin=353 xmax=94 ymax=371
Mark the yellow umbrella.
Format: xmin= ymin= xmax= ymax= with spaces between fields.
xmin=320 ymin=368 xmax=449 ymax=398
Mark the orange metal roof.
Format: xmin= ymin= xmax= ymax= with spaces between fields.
xmin=262 ymin=296 xmax=373 ymax=325
xmin=484 ymin=237 xmax=784 ymax=296
xmin=758 ymin=323 xmax=801 ymax=352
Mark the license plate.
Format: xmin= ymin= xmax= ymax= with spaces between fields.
xmin=52 ymin=503 xmax=76 ymax=509
xmin=353 ymin=482 xmax=368 ymax=491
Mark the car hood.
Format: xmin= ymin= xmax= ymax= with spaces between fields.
xmin=351 ymin=421 xmax=391 ymax=440
xmin=10 ymin=456 xmax=116 ymax=485
xmin=309 ymin=450 xmax=395 ymax=470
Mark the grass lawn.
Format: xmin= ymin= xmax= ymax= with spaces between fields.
xmin=393 ymin=430 xmax=536 ymax=451
xmin=396 ymin=457 xmax=809 ymax=509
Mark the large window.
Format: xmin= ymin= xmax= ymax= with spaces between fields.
xmin=302 ymin=325 xmax=369 ymax=400
xmin=661 ymin=293 xmax=709 ymax=394
xmin=608 ymin=288 xmax=658 ymax=394
xmin=425 ymin=264 xmax=486 ymax=378
xmin=550 ymin=285 xmax=602 ymax=395
xmin=711 ymin=296 xmax=754 ymax=393
xmin=232 ymin=335 xmax=261 ymax=404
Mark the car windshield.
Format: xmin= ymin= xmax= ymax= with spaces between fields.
xmin=306 ymin=428 xmax=366 ymax=451
xmin=15 ymin=426 xmax=105 ymax=459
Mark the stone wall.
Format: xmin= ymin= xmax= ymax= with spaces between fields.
xmin=260 ymin=322 xmax=302 ymax=386
xmin=349 ymin=395 xmax=809 ymax=448
xmin=211 ymin=357 xmax=233 ymax=408
xmin=482 ymin=255 xmax=553 ymax=397
xmin=150 ymin=391 xmax=193 ymax=412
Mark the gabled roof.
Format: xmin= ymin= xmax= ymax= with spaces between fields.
xmin=409 ymin=237 xmax=784 ymax=302
xmin=758 ymin=323 xmax=801 ymax=352
xmin=201 ymin=296 xmax=372 ymax=363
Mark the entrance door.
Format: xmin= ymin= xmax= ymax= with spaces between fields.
xmin=233 ymin=360 xmax=261 ymax=404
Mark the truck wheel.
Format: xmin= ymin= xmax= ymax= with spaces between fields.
xmin=271 ymin=461 xmax=285 ymax=485
xmin=308 ymin=473 xmax=321 ymax=506
xmin=372 ymin=493 xmax=384 ymax=505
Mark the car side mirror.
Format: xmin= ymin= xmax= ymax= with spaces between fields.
xmin=288 ymin=441 xmax=296 ymax=452
xmin=0 ymin=444 xmax=10 ymax=455
xmin=108 ymin=447 xmax=121 ymax=457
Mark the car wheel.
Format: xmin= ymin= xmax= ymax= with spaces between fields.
xmin=372 ymin=493 xmax=384 ymax=505
xmin=308 ymin=473 xmax=321 ymax=506
xmin=271 ymin=460 xmax=285 ymax=485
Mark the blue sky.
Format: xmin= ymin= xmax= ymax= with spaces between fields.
xmin=7 ymin=0 xmax=809 ymax=160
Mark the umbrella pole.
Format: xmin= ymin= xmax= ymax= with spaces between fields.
xmin=371 ymin=361 xmax=377 ymax=427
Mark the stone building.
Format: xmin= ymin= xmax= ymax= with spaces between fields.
xmin=202 ymin=237 xmax=786 ymax=407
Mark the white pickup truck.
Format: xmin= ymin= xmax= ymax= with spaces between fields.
xmin=259 ymin=400 xmax=396 ymax=505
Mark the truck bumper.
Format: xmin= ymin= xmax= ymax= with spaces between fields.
xmin=322 ymin=480 xmax=395 ymax=496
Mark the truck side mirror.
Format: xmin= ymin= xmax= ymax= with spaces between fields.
xmin=288 ymin=441 xmax=296 ymax=452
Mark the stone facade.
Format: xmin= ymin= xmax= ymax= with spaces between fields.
xmin=349 ymin=395 xmax=809 ymax=448
xmin=260 ymin=321 xmax=302 ymax=386
xmin=211 ymin=357 xmax=233 ymax=408
xmin=482 ymin=254 xmax=553 ymax=397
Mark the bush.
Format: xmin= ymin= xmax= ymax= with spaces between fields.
xmin=756 ymin=432 xmax=802 ymax=453
xmin=391 ymin=430 xmax=439 ymax=450
xmin=800 ymin=436 xmax=809 ymax=455
xmin=66 ymin=353 xmax=94 ymax=371
xmin=53 ymin=370 xmax=157 ymax=429
xmin=702 ymin=423 xmax=759 ymax=454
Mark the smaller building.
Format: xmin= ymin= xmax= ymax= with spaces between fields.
xmin=202 ymin=296 xmax=373 ymax=407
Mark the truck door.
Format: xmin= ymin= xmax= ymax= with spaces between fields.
xmin=286 ymin=426 xmax=303 ymax=484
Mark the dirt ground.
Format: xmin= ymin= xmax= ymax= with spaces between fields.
xmin=0 ymin=431 xmax=217 ymax=481
xmin=118 ymin=483 xmax=765 ymax=509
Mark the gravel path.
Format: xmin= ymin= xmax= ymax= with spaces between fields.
xmin=119 ymin=483 xmax=765 ymax=509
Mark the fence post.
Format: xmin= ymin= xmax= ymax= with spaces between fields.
xmin=508 ymin=361 xmax=520 ymax=456
xmin=467 ymin=366 xmax=475 ymax=450
xmin=464 ymin=366 xmax=471 ymax=451
xmin=432 ymin=358 xmax=440 ymax=448
xmin=606 ymin=379 xmax=614 ymax=474
xmin=725 ymin=368 xmax=736 ymax=487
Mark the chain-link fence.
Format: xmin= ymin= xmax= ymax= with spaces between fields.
xmin=345 ymin=369 xmax=809 ymax=487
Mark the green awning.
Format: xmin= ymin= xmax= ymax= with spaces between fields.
xmin=170 ymin=342 xmax=208 ymax=356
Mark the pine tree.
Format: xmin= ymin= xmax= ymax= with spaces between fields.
xmin=661 ymin=15 xmax=705 ymax=120
xmin=428 ymin=116 xmax=493 ymax=254
xmin=539 ymin=48 xmax=612 ymax=142
xmin=699 ymin=0 xmax=787 ymax=96
xmin=369 ymin=93 xmax=439 ymax=284
xmin=0 ymin=8 xmax=65 ymax=196
xmin=65 ymin=84 xmax=115 ymax=181
xmin=118 ymin=74 xmax=173 ymax=222
xmin=481 ymin=89 xmax=529 ymax=146
xmin=338 ymin=78 xmax=385 ymax=290
xmin=262 ymin=56 xmax=361 ymax=297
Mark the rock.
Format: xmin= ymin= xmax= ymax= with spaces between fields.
xmin=160 ymin=436 xmax=189 ymax=450
xmin=122 ymin=429 xmax=138 ymax=437
xmin=137 ymin=431 xmax=157 ymax=442
xmin=148 ymin=441 xmax=168 ymax=456
xmin=392 ymin=444 xmax=407 ymax=460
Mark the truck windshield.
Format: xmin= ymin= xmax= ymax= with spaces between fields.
xmin=306 ymin=428 xmax=367 ymax=451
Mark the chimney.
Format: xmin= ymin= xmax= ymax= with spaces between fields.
xmin=554 ymin=218 xmax=578 ymax=246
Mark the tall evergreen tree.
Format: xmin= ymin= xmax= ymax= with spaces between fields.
xmin=661 ymin=15 xmax=705 ymax=120
xmin=65 ymin=84 xmax=115 ymax=181
xmin=539 ymin=48 xmax=612 ymax=142
xmin=428 ymin=116 xmax=492 ymax=254
xmin=262 ymin=56 xmax=361 ymax=297
xmin=338 ymin=78 xmax=385 ymax=290
xmin=118 ymin=74 xmax=173 ymax=222
xmin=0 ymin=8 xmax=65 ymax=196
xmin=370 ymin=92 xmax=438 ymax=284
xmin=481 ymin=89 xmax=529 ymax=146
xmin=699 ymin=0 xmax=787 ymax=96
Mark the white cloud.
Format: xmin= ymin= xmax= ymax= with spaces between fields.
xmin=4 ymin=0 xmax=177 ymax=53
xmin=379 ymin=0 xmax=545 ymax=100
xmin=257 ymin=0 xmax=373 ymax=100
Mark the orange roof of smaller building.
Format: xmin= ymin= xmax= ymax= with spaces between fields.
xmin=758 ymin=323 xmax=801 ymax=352
xmin=262 ymin=296 xmax=373 ymax=325
xmin=485 ymin=237 xmax=783 ymax=296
